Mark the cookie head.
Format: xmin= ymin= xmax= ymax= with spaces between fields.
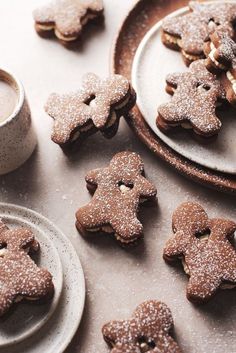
xmin=76 ymin=151 xmax=157 ymax=245
xmin=45 ymin=73 xmax=136 ymax=149
xmin=162 ymin=2 xmax=236 ymax=65
xmin=33 ymin=0 xmax=104 ymax=43
xmin=102 ymin=300 xmax=181 ymax=353
xmin=157 ymin=59 xmax=225 ymax=139
xmin=0 ymin=220 xmax=54 ymax=316
xmin=163 ymin=202 xmax=236 ymax=303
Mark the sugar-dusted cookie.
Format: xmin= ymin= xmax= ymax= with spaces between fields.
xmin=157 ymin=59 xmax=226 ymax=140
xmin=45 ymin=73 xmax=136 ymax=150
xmin=102 ymin=300 xmax=182 ymax=353
xmin=204 ymin=27 xmax=236 ymax=106
xmin=163 ymin=202 xmax=236 ymax=304
xmin=162 ymin=1 xmax=236 ymax=66
xmin=76 ymin=151 xmax=157 ymax=245
xmin=33 ymin=0 xmax=104 ymax=44
xmin=0 ymin=220 xmax=54 ymax=316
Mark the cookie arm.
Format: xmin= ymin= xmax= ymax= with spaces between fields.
xmin=163 ymin=231 xmax=188 ymax=262
xmin=166 ymin=72 xmax=184 ymax=88
xmin=186 ymin=274 xmax=220 ymax=303
xmin=156 ymin=335 xmax=182 ymax=353
xmin=85 ymin=168 xmax=102 ymax=186
xmin=135 ymin=175 xmax=157 ymax=199
xmin=33 ymin=4 xmax=55 ymax=24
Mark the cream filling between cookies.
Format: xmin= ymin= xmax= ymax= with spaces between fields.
xmin=71 ymin=95 xmax=131 ymax=141
xmin=163 ymin=33 xmax=181 ymax=46
xmin=220 ymin=283 xmax=236 ymax=289
xmin=182 ymin=50 xmax=203 ymax=61
xmin=15 ymin=295 xmax=40 ymax=303
xmin=181 ymin=258 xmax=190 ymax=275
xmin=209 ymin=43 xmax=227 ymax=70
xmin=226 ymin=71 xmax=236 ymax=94
xmin=87 ymin=225 xmax=139 ymax=244
xmin=36 ymin=23 xmax=55 ymax=31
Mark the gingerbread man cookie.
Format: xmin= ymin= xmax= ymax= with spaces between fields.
xmin=162 ymin=1 xmax=236 ymax=66
xmin=76 ymin=151 xmax=157 ymax=245
xmin=102 ymin=300 xmax=182 ymax=353
xmin=163 ymin=202 xmax=236 ymax=304
xmin=45 ymin=73 xmax=136 ymax=150
xmin=204 ymin=27 xmax=236 ymax=106
xmin=33 ymin=0 xmax=104 ymax=44
xmin=0 ymin=220 xmax=54 ymax=316
xmin=157 ymin=59 xmax=226 ymax=140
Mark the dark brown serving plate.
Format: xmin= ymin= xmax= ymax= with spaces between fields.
xmin=112 ymin=0 xmax=236 ymax=195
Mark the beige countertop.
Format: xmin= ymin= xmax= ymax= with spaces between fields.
xmin=0 ymin=1 xmax=235 ymax=352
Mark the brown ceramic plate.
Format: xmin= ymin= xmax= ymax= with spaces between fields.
xmin=112 ymin=0 xmax=236 ymax=194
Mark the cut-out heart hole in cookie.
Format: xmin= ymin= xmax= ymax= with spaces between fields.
xmin=196 ymin=229 xmax=211 ymax=242
xmin=118 ymin=181 xmax=134 ymax=193
xmin=0 ymin=243 xmax=7 ymax=257
xmin=196 ymin=83 xmax=211 ymax=91
xmin=84 ymin=95 xmax=96 ymax=106
xmin=138 ymin=336 xmax=156 ymax=352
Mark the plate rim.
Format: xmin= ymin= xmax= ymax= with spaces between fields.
xmin=132 ymin=1 xmax=236 ymax=175
xmin=112 ymin=0 xmax=236 ymax=194
xmin=0 ymin=202 xmax=86 ymax=353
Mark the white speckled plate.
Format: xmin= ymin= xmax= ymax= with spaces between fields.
xmin=0 ymin=203 xmax=85 ymax=353
xmin=0 ymin=205 xmax=63 ymax=347
xmin=132 ymin=1 xmax=236 ymax=175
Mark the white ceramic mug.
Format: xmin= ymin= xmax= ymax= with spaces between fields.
xmin=0 ymin=69 xmax=37 ymax=175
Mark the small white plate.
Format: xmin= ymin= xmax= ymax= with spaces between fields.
xmin=132 ymin=1 xmax=236 ymax=175
xmin=0 ymin=203 xmax=85 ymax=353
xmin=0 ymin=205 xmax=63 ymax=347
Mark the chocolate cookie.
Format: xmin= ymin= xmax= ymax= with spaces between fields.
xmin=204 ymin=27 xmax=236 ymax=106
xmin=102 ymin=300 xmax=182 ymax=353
xmin=0 ymin=220 xmax=54 ymax=316
xmin=76 ymin=151 xmax=157 ymax=245
xmin=45 ymin=73 xmax=136 ymax=150
xmin=162 ymin=1 xmax=236 ymax=66
xmin=157 ymin=59 xmax=226 ymax=140
xmin=163 ymin=202 xmax=236 ymax=304
xmin=33 ymin=0 xmax=104 ymax=44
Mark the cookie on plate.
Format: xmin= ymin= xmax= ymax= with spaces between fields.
xmin=163 ymin=202 xmax=236 ymax=304
xmin=157 ymin=59 xmax=226 ymax=140
xmin=0 ymin=220 xmax=54 ymax=316
xmin=45 ymin=73 xmax=136 ymax=150
xmin=162 ymin=1 xmax=236 ymax=66
xmin=76 ymin=151 xmax=157 ymax=245
xmin=204 ymin=27 xmax=236 ymax=106
xmin=33 ymin=0 xmax=104 ymax=45
xmin=102 ymin=300 xmax=182 ymax=353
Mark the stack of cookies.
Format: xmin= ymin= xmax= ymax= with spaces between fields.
xmin=157 ymin=1 xmax=236 ymax=142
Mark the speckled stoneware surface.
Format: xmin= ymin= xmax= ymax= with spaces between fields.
xmin=132 ymin=1 xmax=236 ymax=175
xmin=0 ymin=203 xmax=63 ymax=347
xmin=0 ymin=70 xmax=37 ymax=175
xmin=0 ymin=1 xmax=236 ymax=353
xmin=0 ymin=203 xmax=85 ymax=353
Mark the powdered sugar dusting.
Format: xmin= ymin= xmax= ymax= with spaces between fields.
xmin=162 ymin=2 xmax=236 ymax=56
xmin=164 ymin=202 xmax=236 ymax=303
xmin=102 ymin=300 xmax=181 ymax=353
xmin=45 ymin=73 xmax=135 ymax=145
xmin=158 ymin=60 xmax=225 ymax=136
xmin=76 ymin=151 xmax=157 ymax=244
xmin=33 ymin=0 xmax=104 ymax=38
xmin=0 ymin=220 xmax=54 ymax=316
